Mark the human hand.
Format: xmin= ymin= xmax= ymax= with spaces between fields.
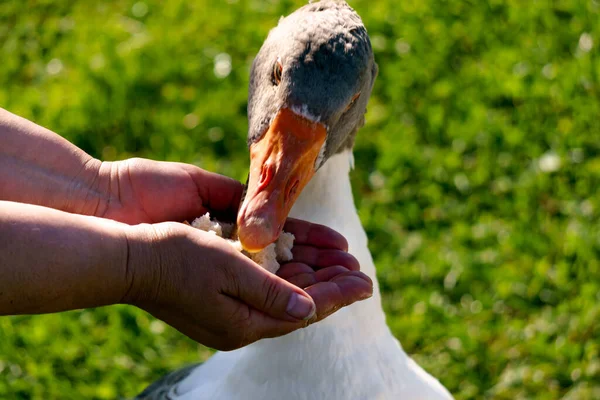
xmin=96 ymin=158 xmax=244 ymax=225
xmin=124 ymin=220 xmax=372 ymax=351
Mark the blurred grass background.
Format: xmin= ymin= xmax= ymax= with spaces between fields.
xmin=1 ymin=0 xmax=599 ymax=398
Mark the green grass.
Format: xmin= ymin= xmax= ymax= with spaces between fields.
xmin=1 ymin=0 xmax=599 ymax=398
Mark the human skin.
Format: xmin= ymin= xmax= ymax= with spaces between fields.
xmin=0 ymin=108 xmax=373 ymax=350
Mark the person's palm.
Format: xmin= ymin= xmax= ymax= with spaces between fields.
xmin=100 ymin=158 xmax=244 ymax=225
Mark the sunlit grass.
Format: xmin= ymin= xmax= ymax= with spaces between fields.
xmin=1 ymin=0 xmax=599 ymax=398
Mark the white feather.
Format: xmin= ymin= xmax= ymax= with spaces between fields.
xmin=290 ymin=103 xmax=322 ymax=123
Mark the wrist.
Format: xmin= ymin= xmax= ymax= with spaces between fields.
xmin=94 ymin=159 xmax=150 ymax=224
xmin=19 ymin=154 xmax=106 ymax=218
xmin=89 ymin=160 xmax=118 ymax=219
xmin=120 ymin=222 xmax=175 ymax=307
xmin=47 ymin=154 xmax=108 ymax=217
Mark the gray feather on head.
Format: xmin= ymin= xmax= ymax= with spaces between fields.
xmin=247 ymin=0 xmax=378 ymax=169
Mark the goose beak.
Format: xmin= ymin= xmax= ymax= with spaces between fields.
xmin=237 ymin=108 xmax=327 ymax=252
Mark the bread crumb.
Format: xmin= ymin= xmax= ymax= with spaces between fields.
xmin=191 ymin=213 xmax=223 ymax=236
xmin=276 ymin=232 xmax=294 ymax=262
xmin=249 ymin=243 xmax=279 ymax=273
xmin=190 ymin=213 xmax=294 ymax=273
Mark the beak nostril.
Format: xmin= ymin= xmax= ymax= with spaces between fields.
xmin=258 ymin=164 xmax=274 ymax=190
xmin=285 ymin=179 xmax=300 ymax=204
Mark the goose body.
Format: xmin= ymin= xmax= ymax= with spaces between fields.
xmin=139 ymin=2 xmax=453 ymax=398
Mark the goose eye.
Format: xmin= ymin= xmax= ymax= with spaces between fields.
xmin=344 ymin=92 xmax=361 ymax=112
xmin=273 ymin=57 xmax=283 ymax=85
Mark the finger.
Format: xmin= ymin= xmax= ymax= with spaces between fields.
xmin=224 ymin=255 xmax=317 ymax=323
xmin=278 ymin=263 xmax=352 ymax=283
xmin=277 ymin=262 xmax=317 ymax=288
xmin=314 ymin=265 xmax=351 ymax=282
xmin=279 ymin=264 xmax=352 ymax=289
xmin=182 ymin=164 xmax=245 ymax=221
xmin=147 ymin=291 xmax=303 ymax=351
xmin=276 ymin=262 xmax=314 ymax=280
xmin=283 ymin=271 xmax=317 ymax=289
xmin=154 ymin=305 xmax=270 ymax=352
xmin=291 ymin=245 xmax=360 ymax=271
xmin=219 ymin=298 xmax=308 ymax=348
xmin=283 ymin=218 xmax=348 ymax=251
xmin=222 ymin=271 xmax=373 ymax=348
xmin=304 ymin=271 xmax=373 ymax=322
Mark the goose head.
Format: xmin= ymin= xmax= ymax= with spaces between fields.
xmin=237 ymin=1 xmax=378 ymax=251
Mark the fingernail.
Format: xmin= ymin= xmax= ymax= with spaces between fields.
xmin=360 ymin=291 xmax=373 ymax=300
xmin=287 ymin=293 xmax=316 ymax=320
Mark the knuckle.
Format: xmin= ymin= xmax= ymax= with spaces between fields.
xmin=261 ymin=277 xmax=282 ymax=312
xmin=231 ymin=303 xmax=253 ymax=328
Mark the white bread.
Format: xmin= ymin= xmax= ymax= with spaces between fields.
xmin=190 ymin=213 xmax=294 ymax=273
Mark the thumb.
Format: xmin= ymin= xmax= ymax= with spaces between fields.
xmin=225 ymin=256 xmax=316 ymax=322
xmin=182 ymin=164 xmax=245 ymax=218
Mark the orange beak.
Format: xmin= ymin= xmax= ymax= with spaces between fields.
xmin=237 ymin=108 xmax=327 ymax=252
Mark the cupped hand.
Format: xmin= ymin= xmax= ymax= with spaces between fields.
xmin=124 ymin=220 xmax=372 ymax=351
xmin=97 ymin=158 xmax=244 ymax=225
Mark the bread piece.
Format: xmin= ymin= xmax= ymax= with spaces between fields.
xmin=190 ymin=213 xmax=294 ymax=273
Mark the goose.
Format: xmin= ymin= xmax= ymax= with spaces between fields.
xmin=138 ymin=1 xmax=452 ymax=399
